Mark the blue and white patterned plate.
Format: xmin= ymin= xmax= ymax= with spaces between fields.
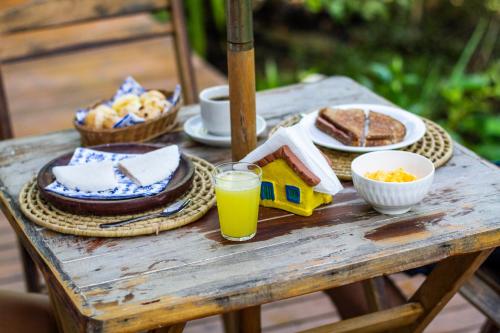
xmin=45 ymin=148 xmax=176 ymax=200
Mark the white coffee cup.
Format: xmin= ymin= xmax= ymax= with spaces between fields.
xmin=199 ymin=85 xmax=231 ymax=136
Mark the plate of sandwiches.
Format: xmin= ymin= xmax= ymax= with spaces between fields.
xmin=300 ymin=104 xmax=426 ymax=153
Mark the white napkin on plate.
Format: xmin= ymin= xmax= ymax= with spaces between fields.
xmin=52 ymin=161 xmax=118 ymax=192
xmin=241 ymin=124 xmax=343 ymax=195
xmin=118 ymin=145 xmax=180 ymax=186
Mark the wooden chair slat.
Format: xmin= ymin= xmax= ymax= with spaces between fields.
xmin=460 ymin=271 xmax=500 ymax=327
xmin=297 ymin=302 xmax=423 ymax=333
xmin=1 ymin=14 xmax=173 ymax=62
xmin=0 ymin=0 xmax=171 ymax=33
xmin=0 ymin=65 xmax=13 ymax=140
xmin=476 ymin=267 xmax=500 ymax=294
xmin=170 ymin=0 xmax=198 ymax=104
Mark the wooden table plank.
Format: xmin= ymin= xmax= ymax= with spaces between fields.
xmin=0 ymin=77 xmax=499 ymax=332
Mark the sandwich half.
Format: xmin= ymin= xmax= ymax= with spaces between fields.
xmin=365 ymin=111 xmax=406 ymax=146
xmin=315 ymin=108 xmax=365 ymax=146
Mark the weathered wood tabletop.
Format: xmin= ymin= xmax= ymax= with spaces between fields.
xmin=0 ymin=77 xmax=499 ymax=333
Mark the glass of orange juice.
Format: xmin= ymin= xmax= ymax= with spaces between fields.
xmin=213 ymin=162 xmax=262 ymax=241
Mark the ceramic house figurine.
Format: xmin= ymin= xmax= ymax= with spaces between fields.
xmin=254 ymin=145 xmax=332 ymax=215
xmin=241 ymin=124 xmax=343 ymax=216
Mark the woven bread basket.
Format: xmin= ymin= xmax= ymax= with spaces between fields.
xmin=74 ymin=89 xmax=181 ymax=146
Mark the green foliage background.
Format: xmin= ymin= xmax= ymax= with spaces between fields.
xmin=159 ymin=0 xmax=500 ymax=162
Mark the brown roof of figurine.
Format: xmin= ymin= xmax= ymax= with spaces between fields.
xmin=254 ymin=145 xmax=323 ymax=186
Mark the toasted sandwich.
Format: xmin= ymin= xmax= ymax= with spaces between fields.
xmin=365 ymin=111 xmax=406 ymax=146
xmin=315 ymin=108 xmax=406 ymax=147
xmin=315 ymin=108 xmax=365 ymax=146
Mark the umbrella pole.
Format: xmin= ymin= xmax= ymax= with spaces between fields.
xmin=226 ymin=0 xmax=257 ymax=161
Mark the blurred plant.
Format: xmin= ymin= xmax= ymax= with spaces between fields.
xmin=352 ymin=17 xmax=499 ymax=160
xmin=153 ymin=1 xmax=226 ymax=57
xmin=302 ymin=0 xmax=412 ymax=21
xmin=154 ymin=0 xmax=499 ymax=161
xmin=257 ymin=59 xmax=280 ymax=90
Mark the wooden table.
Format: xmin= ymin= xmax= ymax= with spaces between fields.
xmin=0 ymin=77 xmax=498 ymax=333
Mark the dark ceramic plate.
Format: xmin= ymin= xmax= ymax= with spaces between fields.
xmin=37 ymin=143 xmax=194 ymax=216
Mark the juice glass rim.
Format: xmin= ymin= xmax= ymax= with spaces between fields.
xmin=213 ymin=162 xmax=262 ymax=182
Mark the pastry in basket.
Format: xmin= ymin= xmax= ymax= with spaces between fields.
xmin=315 ymin=107 xmax=406 ymax=147
xmin=74 ymin=77 xmax=182 ymax=145
xmin=140 ymin=90 xmax=167 ymax=104
xmin=85 ymin=105 xmax=120 ymax=129
xmin=315 ymin=108 xmax=365 ymax=146
xmin=365 ymin=111 xmax=406 ymax=146
xmin=139 ymin=90 xmax=173 ymax=119
xmin=112 ymin=94 xmax=142 ymax=117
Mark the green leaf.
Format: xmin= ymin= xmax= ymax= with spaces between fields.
xmin=369 ymin=63 xmax=392 ymax=82
xmin=305 ymin=0 xmax=322 ymax=13
xmin=185 ymin=0 xmax=206 ymax=57
xmin=210 ymin=0 xmax=226 ymax=31
xmin=484 ymin=116 xmax=500 ymax=137
xmin=475 ymin=143 xmax=500 ymax=161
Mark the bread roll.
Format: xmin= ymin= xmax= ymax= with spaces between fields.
xmin=85 ymin=105 xmax=119 ymax=129
xmin=137 ymin=105 xmax=162 ymax=120
xmin=112 ymin=94 xmax=141 ymax=117
xmin=140 ymin=90 xmax=166 ymax=103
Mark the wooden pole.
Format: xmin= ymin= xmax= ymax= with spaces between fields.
xmin=226 ymin=0 xmax=257 ymax=161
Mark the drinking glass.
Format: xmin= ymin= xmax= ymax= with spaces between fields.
xmin=213 ymin=162 xmax=262 ymax=241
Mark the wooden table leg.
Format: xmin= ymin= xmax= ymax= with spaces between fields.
xmin=46 ymin=284 xmax=81 ymax=333
xmin=223 ymin=306 xmax=261 ymax=333
xmin=394 ymin=249 xmax=493 ymax=333
xmin=18 ymin=239 xmax=42 ymax=293
xmin=362 ymin=277 xmax=388 ymax=312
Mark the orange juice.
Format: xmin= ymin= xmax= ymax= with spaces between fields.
xmin=214 ymin=169 xmax=261 ymax=241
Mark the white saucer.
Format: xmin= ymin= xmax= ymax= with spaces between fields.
xmin=300 ymin=104 xmax=426 ymax=153
xmin=184 ymin=115 xmax=267 ymax=147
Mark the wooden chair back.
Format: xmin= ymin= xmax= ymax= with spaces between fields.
xmin=0 ymin=0 xmax=198 ymax=140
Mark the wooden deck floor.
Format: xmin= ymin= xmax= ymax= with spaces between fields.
xmin=0 ymin=18 xmax=488 ymax=333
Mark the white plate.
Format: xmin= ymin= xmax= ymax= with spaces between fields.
xmin=300 ymin=104 xmax=426 ymax=153
xmin=184 ymin=115 xmax=267 ymax=147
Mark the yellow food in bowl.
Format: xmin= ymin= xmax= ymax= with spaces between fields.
xmin=364 ymin=168 xmax=417 ymax=182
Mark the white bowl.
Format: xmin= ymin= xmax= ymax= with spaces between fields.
xmin=351 ymin=151 xmax=434 ymax=215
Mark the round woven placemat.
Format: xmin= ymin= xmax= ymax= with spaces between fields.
xmin=269 ymin=115 xmax=453 ymax=180
xmin=19 ymin=156 xmax=216 ymax=237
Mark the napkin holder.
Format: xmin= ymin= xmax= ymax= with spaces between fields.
xmin=255 ymin=145 xmax=332 ymax=216
xmin=241 ymin=124 xmax=343 ymax=217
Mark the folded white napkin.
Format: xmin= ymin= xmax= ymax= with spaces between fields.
xmin=52 ymin=161 xmax=118 ymax=192
xmin=241 ymin=124 xmax=343 ymax=195
xmin=119 ymin=145 xmax=180 ymax=186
